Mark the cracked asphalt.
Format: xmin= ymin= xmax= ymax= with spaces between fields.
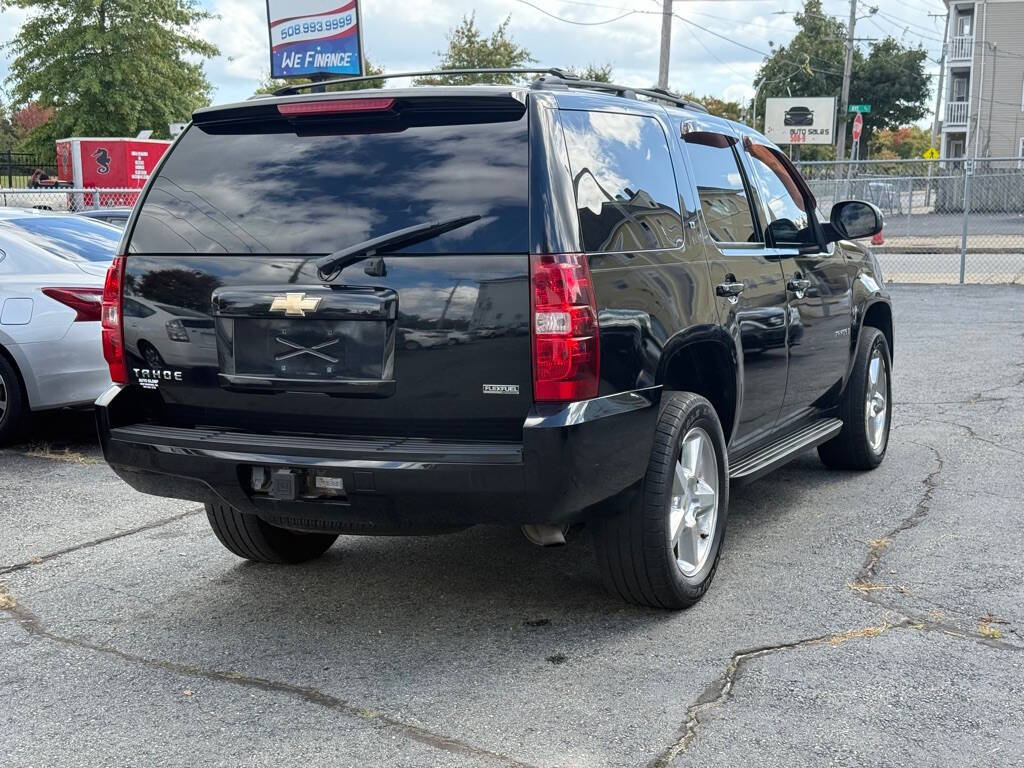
xmin=2 ymin=284 xmax=1022 ymax=767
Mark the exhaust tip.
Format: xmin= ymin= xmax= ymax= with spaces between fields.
xmin=521 ymin=524 xmax=568 ymax=547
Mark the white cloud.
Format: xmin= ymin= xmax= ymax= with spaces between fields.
xmin=0 ymin=5 xmax=29 ymax=95
xmin=194 ymin=0 xmax=271 ymax=99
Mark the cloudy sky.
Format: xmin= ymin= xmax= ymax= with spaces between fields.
xmin=0 ymin=0 xmax=946 ymax=110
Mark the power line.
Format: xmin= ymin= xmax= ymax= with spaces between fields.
xmin=869 ymin=11 xmax=944 ymax=43
xmin=673 ymin=12 xmax=844 ymax=74
xmin=510 ymin=0 xmax=642 ymax=25
xmin=678 ymin=20 xmax=756 ymax=82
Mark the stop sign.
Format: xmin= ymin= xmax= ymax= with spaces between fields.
xmin=852 ymin=112 xmax=864 ymax=141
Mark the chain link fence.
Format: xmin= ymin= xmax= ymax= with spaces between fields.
xmin=796 ymin=157 xmax=1024 ymax=284
xmin=0 ymin=187 xmax=142 ymax=211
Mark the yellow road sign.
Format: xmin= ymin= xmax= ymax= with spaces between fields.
xmin=923 ymin=147 xmax=939 ymax=159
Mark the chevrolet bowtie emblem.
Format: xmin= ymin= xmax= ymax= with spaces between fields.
xmin=270 ymin=292 xmax=322 ymax=317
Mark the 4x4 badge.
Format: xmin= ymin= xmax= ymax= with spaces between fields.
xmin=270 ymin=292 xmax=322 ymax=317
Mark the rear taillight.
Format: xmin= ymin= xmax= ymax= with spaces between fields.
xmin=277 ymin=98 xmax=395 ymax=116
xmin=530 ymin=252 xmax=600 ymax=402
xmin=101 ymin=255 xmax=127 ymax=384
xmin=41 ymin=287 xmax=103 ymax=322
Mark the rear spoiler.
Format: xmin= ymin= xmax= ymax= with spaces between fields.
xmin=192 ymin=90 xmax=529 ymax=127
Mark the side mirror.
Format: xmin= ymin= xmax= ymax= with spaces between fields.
xmin=828 ymin=200 xmax=884 ymax=242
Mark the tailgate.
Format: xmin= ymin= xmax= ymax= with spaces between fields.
xmin=120 ymin=93 xmax=533 ymax=442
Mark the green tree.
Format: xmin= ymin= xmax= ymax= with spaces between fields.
xmin=0 ymin=101 xmax=17 ymax=151
xmin=255 ymin=59 xmax=386 ymax=96
xmin=869 ymin=125 xmax=932 ymax=159
xmin=678 ymin=91 xmax=744 ymax=121
xmin=751 ymin=0 xmax=845 ymax=136
xmin=414 ymin=14 xmax=534 ymax=85
xmin=2 ymin=0 xmax=217 ymax=152
xmin=573 ymin=64 xmax=613 ymax=83
xmin=850 ymin=39 xmax=930 ymax=145
xmin=751 ymin=0 xmax=929 ymax=157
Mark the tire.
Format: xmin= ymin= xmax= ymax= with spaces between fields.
xmin=818 ymin=327 xmax=892 ymax=470
xmin=205 ymin=503 xmax=338 ymax=563
xmin=0 ymin=353 xmax=27 ymax=446
xmin=591 ymin=392 xmax=729 ymax=609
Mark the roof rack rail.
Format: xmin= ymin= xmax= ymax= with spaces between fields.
xmin=270 ymin=67 xmax=708 ymax=113
xmin=272 ymin=68 xmax=578 ymax=96
xmin=529 ymin=74 xmax=708 ymax=113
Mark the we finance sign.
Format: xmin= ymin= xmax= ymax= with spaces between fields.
xmin=267 ymin=0 xmax=364 ymax=79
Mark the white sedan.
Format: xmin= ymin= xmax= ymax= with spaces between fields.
xmin=0 ymin=209 xmax=122 ymax=444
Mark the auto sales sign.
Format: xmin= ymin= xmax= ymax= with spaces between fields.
xmin=764 ymin=97 xmax=836 ymax=146
xmin=267 ymin=0 xmax=364 ymax=79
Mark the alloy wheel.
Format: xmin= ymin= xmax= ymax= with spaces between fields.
xmin=864 ymin=346 xmax=889 ymax=454
xmin=669 ymin=426 xmax=719 ymax=576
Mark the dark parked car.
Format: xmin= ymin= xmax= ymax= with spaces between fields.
xmin=96 ymin=70 xmax=891 ymax=609
xmin=77 ymin=208 xmax=131 ymax=228
xmin=784 ymin=105 xmax=815 ymax=126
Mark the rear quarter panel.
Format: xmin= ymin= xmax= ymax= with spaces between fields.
xmin=537 ymin=94 xmax=720 ymax=396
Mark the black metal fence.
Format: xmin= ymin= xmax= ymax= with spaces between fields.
xmin=0 ymin=149 xmax=58 ymax=188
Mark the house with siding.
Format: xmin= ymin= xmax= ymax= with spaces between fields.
xmin=940 ymin=0 xmax=1024 ymax=159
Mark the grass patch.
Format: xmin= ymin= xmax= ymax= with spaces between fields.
xmin=23 ymin=442 xmax=100 ymax=464
xmin=829 ymin=619 xmax=896 ymax=647
xmin=847 ymin=581 xmax=887 ymax=593
xmin=977 ymin=622 xmax=1004 ymax=639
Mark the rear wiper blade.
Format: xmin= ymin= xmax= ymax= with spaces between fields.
xmin=316 ymin=215 xmax=481 ymax=279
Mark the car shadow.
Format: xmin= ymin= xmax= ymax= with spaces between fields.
xmin=10 ymin=408 xmax=99 ymax=453
xmin=177 ymin=461 xmax=838 ymax=641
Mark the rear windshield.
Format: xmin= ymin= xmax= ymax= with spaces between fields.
xmin=1 ymin=216 xmax=120 ymax=262
xmin=128 ymin=110 xmax=529 ymax=255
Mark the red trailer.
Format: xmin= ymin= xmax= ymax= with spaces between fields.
xmin=56 ymin=137 xmax=172 ymax=207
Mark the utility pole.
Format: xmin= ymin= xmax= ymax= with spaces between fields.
xmin=835 ymin=0 xmax=858 ymax=162
xmin=658 ymin=0 xmax=673 ymax=90
xmin=930 ymin=10 xmax=949 ymax=149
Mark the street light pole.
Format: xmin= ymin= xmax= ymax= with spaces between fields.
xmin=836 ymin=0 xmax=858 ymax=161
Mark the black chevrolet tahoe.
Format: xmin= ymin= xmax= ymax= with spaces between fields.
xmin=96 ymin=70 xmax=892 ymax=609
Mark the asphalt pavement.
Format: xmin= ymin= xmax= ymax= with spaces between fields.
xmin=2 ymin=284 xmax=1022 ymax=767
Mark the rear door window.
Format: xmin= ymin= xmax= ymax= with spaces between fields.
xmin=128 ymin=109 xmax=529 ymax=255
xmin=560 ymin=110 xmax=683 ymax=253
xmin=682 ymin=133 xmax=759 ymax=244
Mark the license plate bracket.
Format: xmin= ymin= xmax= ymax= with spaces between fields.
xmin=212 ymin=286 xmax=397 ymax=396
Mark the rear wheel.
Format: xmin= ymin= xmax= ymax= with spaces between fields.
xmin=205 ymin=503 xmax=338 ymax=563
xmin=818 ymin=327 xmax=891 ymax=470
xmin=591 ymin=392 xmax=729 ymax=609
xmin=0 ymin=354 xmax=27 ymax=446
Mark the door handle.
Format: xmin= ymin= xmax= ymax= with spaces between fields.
xmin=787 ymin=278 xmax=811 ymax=293
xmin=716 ymin=281 xmax=745 ymax=298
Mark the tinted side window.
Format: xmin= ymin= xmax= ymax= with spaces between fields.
xmin=560 ymin=110 xmax=683 ymax=254
xmin=744 ymin=141 xmax=813 ymax=246
xmin=683 ymin=134 xmax=758 ymax=244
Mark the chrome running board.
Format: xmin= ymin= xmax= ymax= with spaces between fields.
xmin=729 ymin=418 xmax=843 ymax=483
